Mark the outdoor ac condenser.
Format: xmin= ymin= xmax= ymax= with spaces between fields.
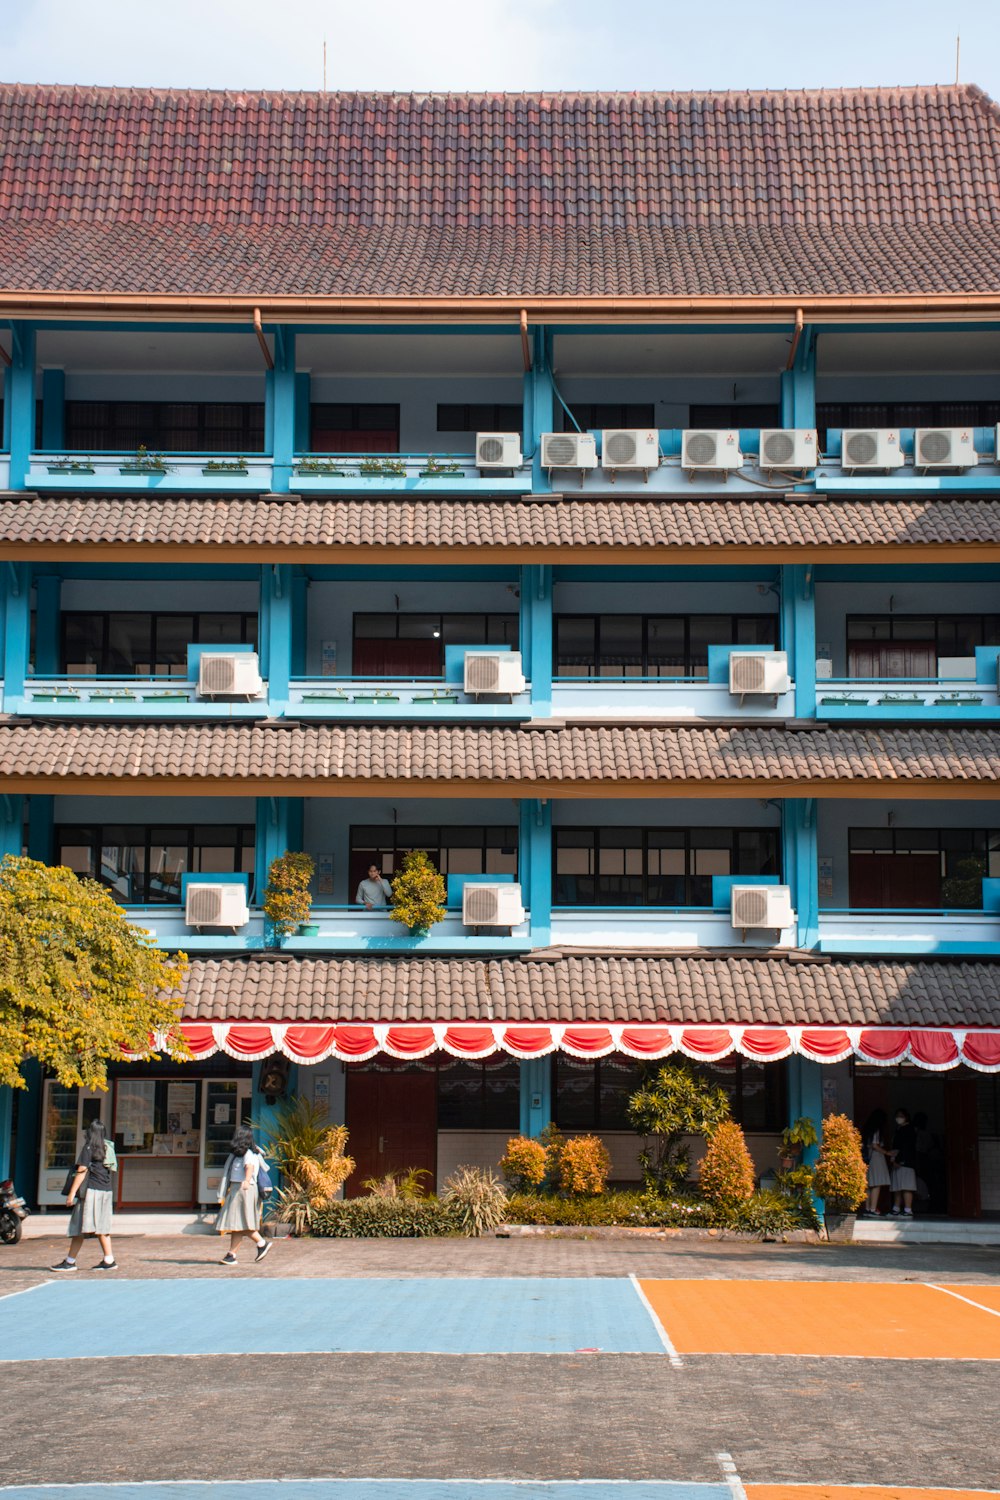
xmin=681 ymin=430 xmax=743 ymax=473
xmin=475 ymin=432 xmax=522 ymax=468
xmin=840 ymin=429 xmax=905 ymax=472
xmin=541 ymin=432 xmax=598 ymax=469
xmin=728 ymin=650 xmax=790 ymax=698
xmin=600 ymin=429 xmax=659 ymax=471
xmin=730 ymin=885 xmax=795 ymax=932
xmin=462 ymin=882 xmax=525 ymax=927
xmin=914 ymin=428 xmax=978 ymax=471
xmin=196 ymin=652 xmax=263 ymax=699
xmin=463 ymin=651 xmax=526 ymax=698
xmin=185 ymin=883 xmax=250 ymax=931
xmin=758 ymin=428 xmax=818 ymax=471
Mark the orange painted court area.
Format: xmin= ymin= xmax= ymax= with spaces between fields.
xmin=746 ymin=1489 xmax=1000 ymax=1500
xmin=637 ymin=1279 xmax=1000 ymax=1359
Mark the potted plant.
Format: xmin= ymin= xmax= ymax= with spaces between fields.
xmin=46 ymin=457 xmax=95 ymax=474
xmin=295 ymin=458 xmax=348 ymax=477
xmin=419 ymin=454 xmax=464 ymax=479
xmin=358 ymin=456 xmax=407 ymax=478
xmin=811 ymin=1113 xmax=867 ymax=1241
xmin=934 ymin=694 xmax=983 ymax=707
xmin=388 ymin=850 xmax=447 ymax=937
xmin=120 ymin=445 xmax=170 ymax=475
xmin=778 ymin=1115 xmax=818 ymax=1170
xmin=202 ymin=456 xmax=249 ymax=475
xmin=263 ymin=851 xmax=316 ymax=943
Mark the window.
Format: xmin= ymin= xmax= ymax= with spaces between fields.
xmin=554 ymin=826 xmax=779 ymax=907
xmin=437 ymin=1057 xmax=521 ymax=1129
xmin=554 ymin=614 xmax=777 ymax=679
xmin=848 ymin=827 xmax=1000 ymax=910
xmin=688 ymin=404 xmax=782 ymax=430
xmin=352 ymin=612 xmax=518 ymax=676
xmin=817 ymin=401 xmax=1000 ymax=447
xmin=55 ymin=824 xmax=255 ymax=905
xmin=310 ymin=404 xmax=399 ymax=454
xmin=61 ymin=611 xmax=257 ymax=676
xmin=437 ymin=404 xmax=522 ymax=433
xmin=977 ymin=1078 xmax=1000 ymax=1138
xmin=560 ymin=402 xmax=656 ymax=433
xmin=847 ymin=615 xmax=1000 ymax=676
xmin=553 ymin=1055 xmax=785 ymax=1132
xmin=349 ymin=824 xmax=519 ymax=899
xmin=63 ymin=402 xmax=265 ymax=453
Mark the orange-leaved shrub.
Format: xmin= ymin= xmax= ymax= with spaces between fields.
xmin=558 ymin=1134 xmax=612 ymax=1195
xmin=698 ymin=1119 xmax=756 ymax=1209
xmin=499 ymin=1135 xmax=547 ymax=1193
xmin=812 ymin=1113 xmax=867 ymax=1212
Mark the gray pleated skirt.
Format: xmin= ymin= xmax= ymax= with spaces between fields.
xmin=68 ymin=1189 xmax=113 ymax=1237
xmin=891 ymin=1166 xmax=917 ymax=1193
xmin=215 ymin=1183 xmax=260 ymax=1233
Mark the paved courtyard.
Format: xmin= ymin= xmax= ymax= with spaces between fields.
xmin=1 ymin=1234 xmax=999 ymax=1500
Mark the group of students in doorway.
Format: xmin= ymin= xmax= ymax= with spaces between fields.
xmin=862 ymin=1107 xmax=934 ymax=1218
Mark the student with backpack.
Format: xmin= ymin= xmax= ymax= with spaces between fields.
xmin=51 ymin=1119 xmax=118 ymax=1272
xmin=214 ymin=1125 xmax=271 ymax=1265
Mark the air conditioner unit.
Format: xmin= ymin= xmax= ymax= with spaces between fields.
xmin=463 ymin=651 xmax=526 ymax=698
xmin=841 ymin=429 xmax=905 ymax=472
xmin=476 ymin=432 xmax=522 ymax=468
xmin=729 ymin=650 xmax=790 ymax=698
xmin=462 ymin=881 xmax=525 ymax=928
xmin=730 ymin=884 xmax=795 ymax=932
xmin=601 ymin=429 xmax=659 ymax=471
xmin=185 ymin=883 xmax=250 ymax=931
xmin=197 ymin=652 xmax=263 ymax=699
xmin=914 ymin=428 xmax=978 ymax=471
xmin=682 ymin=429 xmax=743 ymax=474
xmin=758 ymin=428 xmax=818 ymax=471
xmin=541 ymin=432 xmax=598 ymax=469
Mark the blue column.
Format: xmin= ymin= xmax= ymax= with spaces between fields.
xmin=523 ymin=326 xmax=553 ymax=494
xmin=254 ymin=796 xmax=305 ymax=906
xmin=13 ymin=1061 xmax=42 ymax=1206
xmin=787 ymin=1054 xmax=824 ymax=1216
xmin=782 ymin=798 xmax=819 ymax=949
xmin=40 ymin=368 xmax=66 ymax=451
xmin=779 ymin=326 xmax=816 ymax=428
xmin=3 ymin=562 xmax=32 ymax=699
xmin=294 ymin=372 xmax=311 ymax=455
xmin=520 ymin=797 xmax=552 ymax=949
xmin=1 ymin=793 xmax=24 ymax=860
xmin=251 ymin=1058 xmax=299 ymax=1184
xmin=27 ymin=794 xmax=54 ymax=864
xmin=0 ymin=1086 xmax=12 ymax=1181
xmin=1 ymin=365 xmax=10 ymax=452
xmin=7 ymin=324 xmax=36 ymax=490
xmin=34 ymin=573 xmax=61 ymax=674
xmin=519 ymin=1057 xmax=553 ymax=1138
xmin=267 ymin=327 xmax=296 ymax=494
xmin=521 ymin=564 xmax=552 ymax=715
xmin=780 ymin=563 xmax=815 ymax=718
xmin=260 ymin=563 xmax=293 ymax=708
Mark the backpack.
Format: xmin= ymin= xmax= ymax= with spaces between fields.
xmin=256 ymin=1157 xmax=273 ymax=1199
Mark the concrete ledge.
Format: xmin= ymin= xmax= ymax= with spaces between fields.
xmin=498 ymin=1223 xmax=822 ymax=1243
xmin=853 ymin=1217 xmax=1000 ymax=1246
xmin=23 ymin=1211 xmax=217 ymax=1238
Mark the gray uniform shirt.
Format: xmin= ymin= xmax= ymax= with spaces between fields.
xmin=356 ymin=876 xmax=392 ymax=907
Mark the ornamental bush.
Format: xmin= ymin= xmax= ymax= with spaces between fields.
xmin=557 ymin=1134 xmax=612 ymax=1195
xmin=504 ymin=1189 xmax=812 ymax=1235
xmin=440 ymin=1165 xmax=508 ymax=1236
xmin=388 ymin=850 xmax=447 ymax=935
xmin=698 ymin=1120 xmax=756 ymax=1210
xmin=812 ymin=1113 xmax=868 ymax=1213
xmin=311 ymin=1196 xmax=460 ymax=1238
xmin=627 ymin=1062 xmax=731 ymax=1193
xmin=500 ymin=1135 xmax=548 ymax=1193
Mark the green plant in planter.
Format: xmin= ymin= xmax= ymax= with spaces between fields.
xmin=358 ymin=455 xmax=406 ymax=478
xmin=263 ymin=851 xmax=315 ymax=941
xmin=295 ymin=458 xmax=347 ymax=476
xmin=420 ymin=454 xmax=464 ymax=477
xmin=202 ymin=456 xmax=249 ymax=473
xmin=388 ymin=849 xmax=446 ymax=936
xmin=627 ymin=1061 xmax=731 ymax=1194
xmin=122 ymin=444 xmax=169 ymax=473
xmin=778 ymin=1115 xmax=818 ymax=1166
xmin=812 ymin=1112 xmax=867 ymax=1213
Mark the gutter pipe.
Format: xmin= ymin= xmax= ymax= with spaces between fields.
xmin=253 ymin=307 xmax=274 ymax=369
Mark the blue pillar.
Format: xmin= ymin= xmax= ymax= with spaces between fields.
xmin=1 ymin=365 xmax=10 ymax=452
xmin=266 ymin=327 xmax=296 ymax=494
xmin=780 ymin=563 xmax=815 ymax=719
xmin=779 ymin=326 xmax=816 ymax=428
xmin=787 ymin=1054 xmax=824 ymax=1216
xmin=0 ymin=1086 xmax=12 ymax=1181
xmin=3 ymin=562 xmax=32 ymax=699
xmin=252 ymin=1058 xmax=299 ymax=1182
xmin=40 ymin=368 xmax=66 ymax=451
xmin=294 ymin=372 xmax=311 ymax=455
xmin=34 ymin=573 xmax=61 ymax=674
xmin=523 ymin=326 xmax=553 ymax=494
xmin=0 ymin=793 xmax=24 ymax=860
xmin=260 ymin=563 xmax=293 ymax=708
xmin=521 ymin=564 xmax=552 ymax=715
xmin=782 ymin=798 xmax=819 ymax=949
xmin=27 ymin=794 xmax=54 ymax=864
xmin=519 ymin=1057 xmax=553 ymax=1138
xmin=13 ymin=1061 xmax=42 ymax=1206
xmin=254 ymin=796 xmax=305 ymax=906
xmin=7 ymin=324 xmax=36 ymax=490
xmin=519 ymin=796 xmax=552 ymax=949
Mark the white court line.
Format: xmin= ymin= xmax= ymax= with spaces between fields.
xmin=0 ymin=1280 xmax=51 ymax=1302
xmin=628 ymin=1273 xmax=684 ymax=1368
xmin=927 ymin=1283 xmax=1000 ymax=1321
xmin=715 ymin=1453 xmax=747 ymax=1500
xmin=0 ymin=1483 xmax=723 ymax=1493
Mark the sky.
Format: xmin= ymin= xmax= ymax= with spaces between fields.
xmin=0 ymin=0 xmax=998 ymax=97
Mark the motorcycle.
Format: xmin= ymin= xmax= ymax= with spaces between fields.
xmin=0 ymin=1179 xmax=30 ymax=1244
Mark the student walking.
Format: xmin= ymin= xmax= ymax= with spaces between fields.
xmin=215 ymin=1125 xmax=270 ymax=1265
xmin=51 ymin=1119 xmax=118 ymax=1272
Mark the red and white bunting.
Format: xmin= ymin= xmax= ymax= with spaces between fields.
xmin=173 ymin=1021 xmax=1000 ymax=1072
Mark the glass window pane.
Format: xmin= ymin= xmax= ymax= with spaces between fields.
xmin=555 ymin=1057 xmax=597 ymax=1129
xmin=598 ymin=1057 xmax=644 ymax=1130
xmin=106 ymin=614 xmax=152 ymax=673
xmin=354 ymin=614 xmax=397 ymax=639
xmin=440 ymin=615 xmax=487 ymax=644
xmin=646 ymin=618 xmax=686 ymax=675
xmin=598 ymin=616 xmax=643 ymax=671
xmin=63 ymin=615 xmax=105 ymax=673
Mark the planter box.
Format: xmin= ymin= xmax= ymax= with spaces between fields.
xmin=89 ymin=693 xmax=137 ymax=702
xmin=820 ymin=698 xmax=866 ymax=708
xmin=120 ymin=466 xmax=168 ymax=475
xmin=47 ymin=466 xmax=95 ymax=475
xmin=934 ymin=697 xmax=984 ymax=706
xmin=823 ymin=1211 xmax=856 ymax=1243
xmin=352 ymin=695 xmax=400 ymax=704
xmin=296 ymin=468 xmax=347 ymax=478
xmin=413 ymin=694 xmax=460 ymax=704
xmin=201 ymin=467 xmax=248 ymax=477
xmin=302 ymin=693 xmax=350 ymax=702
xmin=297 ymin=923 xmax=320 ymax=937
xmin=418 ymin=471 xmax=464 ymax=480
xmin=878 ymin=696 xmax=924 ymax=706
xmin=31 ymin=692 xmax=80 ymax=702
xmin=142 ymin=691 xmax=190 ymax=700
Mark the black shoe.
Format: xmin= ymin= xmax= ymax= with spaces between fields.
xmin=50 ymin=1258 xmax=78 ymax=1272
xmin=219 ymin=1252 xmax=238 ymax=1265
xmin=93 ymin=1259 xmax=117 ymax=1270
xmin=254 ymin=1240 xmax=270 ymax=1263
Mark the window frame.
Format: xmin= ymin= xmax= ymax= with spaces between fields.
xmin=552 ymin=1054 xmax=787 ymax=1133
xmin=60 ymin=611 xmax=258 ymax=677
xmin=553 ymin=824 xmax=781 ymax=907
xmin=63 ymin=400 xmax=265 ymax=454
xmin=436 ymin=403 xmax=523 ymax=433
xmin=53 ymin=822 xmax=256 ymax=905
xmin=553 ymin=613 xmax=779 ymax=680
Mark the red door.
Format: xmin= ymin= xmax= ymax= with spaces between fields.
xmin=345 ymin=1070 xmax=438 ymax=1196
xmin=944 ymin=1079 xmax=981 ymax=1219
xmin=849 ymin=853 xmax=941 ymax=909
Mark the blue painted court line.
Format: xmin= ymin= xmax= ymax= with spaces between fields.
xmin=0 ymin=1485 xmax=729 ymax=1500
xmin=0 ymin=1277 xmax=667 ymax=1360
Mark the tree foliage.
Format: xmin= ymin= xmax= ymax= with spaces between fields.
xmin=263 ymin=851 xmax=315 ymax=939
xmin=389 ymin=850 xmax=447 ymax=934
xmin=0 ymin=856 xmax=188 ymax=1091
xmin=627 ymin=1062 xmax=731 ymax=1193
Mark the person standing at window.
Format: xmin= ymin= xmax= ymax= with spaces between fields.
xmin=51 ymin=1120 xmax=117 ymax=1272
xmin=215 ymin=1126 xmax=270 ymax=1265
xmin=356 ymin=864 xmax=392 ymax=909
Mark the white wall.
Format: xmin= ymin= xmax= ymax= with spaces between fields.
xmin=816 ymin=799 xmax=1000 ymax=907
xmin=59 ymin=579 xmax=259 ymax=613
xmin=815 ymin=580 xmax=1000 ymax=676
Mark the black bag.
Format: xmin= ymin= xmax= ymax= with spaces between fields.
xmin=61 ymin=1165 xmax=88 ymax=1201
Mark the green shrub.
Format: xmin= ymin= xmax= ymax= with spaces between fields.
xmin=698 ymin=1120 xmax=756 ymax=1209
xmin=500 ymin=1136 xmax=548 ymax=1192
xmin=735 ymin=1188 xmax=819 ymax=1234
xmin=504 ymin=1188 xmax=814 ymax=1236
xmin=311 ymin=1196 xmax=460 ymax=1238
xmin=557 ymin=1134 xmax=612 ymax=1195
xmin=812 ymin=1113 xmax=868 ymax=1212
xmin=627 ymin=1062 xmax=731 ymax=1193
xmin=388 ymin=850 xmax=446 ymax=935
xmin=440 ymin=1165 xmax=508 ymax=1236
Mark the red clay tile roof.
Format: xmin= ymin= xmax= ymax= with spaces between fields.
xmin=180 ymin=952 xmax=1000 ymax=1027
xmin=2 ymin=84 xmax=1000 ymax=298
xmin=0 ymin=721 xmax=995 ymax=791
xmin=2 ymin=494 xmax=998 ymax=558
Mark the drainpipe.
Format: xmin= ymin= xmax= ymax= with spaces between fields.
xmin=253 ymin=307 xmax=274 ymax=370
xmin=519 ymin=309 xmax=532 ymax=372
xmin=785 ymin=307 xmax=805 ymax=370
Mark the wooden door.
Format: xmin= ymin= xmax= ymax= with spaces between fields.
xmin=849 ymin=853 xmax=941 ymax=909
xmin=345 ymin=1071 xmax=438 ymax=1196
xmin=944 ymin=1079 xmax=981 ymax=1219
xmin=848 ymin=642 xmax=936 ymax=679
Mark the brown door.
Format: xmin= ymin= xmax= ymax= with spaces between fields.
xmin=944 ymin=1079 xmax=981 ymax=1218
xmin=849 ymin=853 xmax=941 ymax=909
xmin=345 ymin=1070 xmax=438 ymax=1196
xmin=848 ymin=642 xmax=937 ymax=678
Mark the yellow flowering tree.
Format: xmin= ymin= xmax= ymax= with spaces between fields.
xmin=389 ymin=850 xmax=446 ymax=935
xmin=0 ymin=856 xmax=189 ymax=1091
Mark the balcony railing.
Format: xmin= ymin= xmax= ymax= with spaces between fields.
xmin=126 ymin=905 xmax=532 ymax=954
xmin=10 ymin=675 xmax=268 ymax=719
xmin=551 ymin=677 xmax=794 ymax=719
xmin=550 ymin=906 xmax=798 ymax=949
xmin=26 ymin=452 xmax=274 ymax=493
xmin=816 ymin=676 xmax=1000 ymax=721
xmin=288 ymin=676 xmax=531 ymax=720
xmin=818 ymin=908 xmax=1000 ymax=956
xmin=290 ymin=453 xmax=531 ymax=495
